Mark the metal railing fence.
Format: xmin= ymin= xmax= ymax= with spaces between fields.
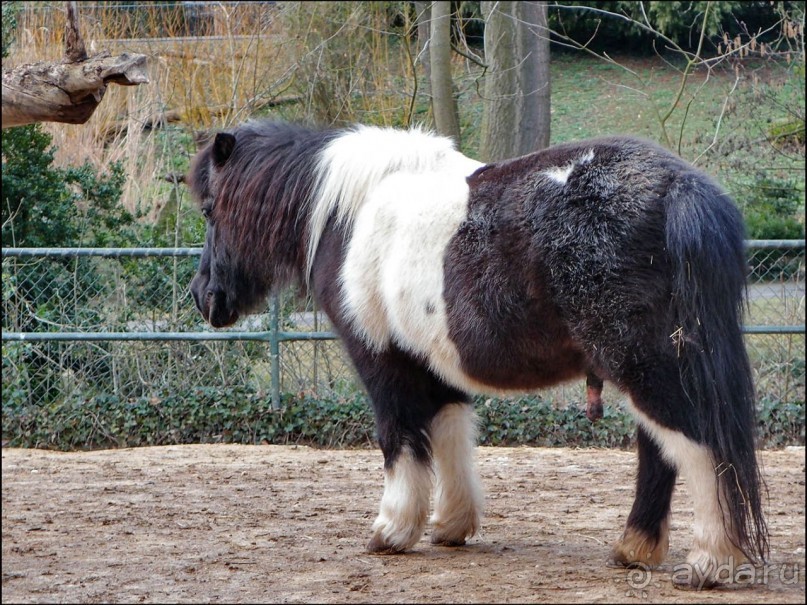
xmin=2 ymin=241 xmax=804 ymax=411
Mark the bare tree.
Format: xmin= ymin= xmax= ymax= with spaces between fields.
xmin=429 ymin=0 xmax=461 ymax=146
xmin=480 ymin=1 xmax=550 ymax=161
xmin=2 ymin=2 xmax=148 ymax=129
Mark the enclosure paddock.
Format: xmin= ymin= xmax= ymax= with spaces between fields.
xmin=2 ymin=445 xmax=804 ymax=603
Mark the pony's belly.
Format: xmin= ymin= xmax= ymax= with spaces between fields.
xmin=423 ymin=345 xmax=582 ymax=395
xmin=446 ymin=339 xmax=588 ymax=393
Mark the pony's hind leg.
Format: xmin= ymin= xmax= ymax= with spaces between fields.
xmin=631 ymin=405 xmax=746 ymax=588
xmin=611 ymin=427 xmax=676 ymax=568
xmin=625 ymin=374 xmax=749 ymax=589
xmin=429 ymin=403 xmax=484 ymax=546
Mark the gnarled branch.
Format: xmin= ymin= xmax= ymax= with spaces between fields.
xmin=1 ymin=2 xmax=149 ymax=129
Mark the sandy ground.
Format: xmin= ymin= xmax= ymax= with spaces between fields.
xmin=2 ymin=444 xmax=805 ymax=604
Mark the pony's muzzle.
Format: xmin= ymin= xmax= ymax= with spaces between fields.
xmin=203 ymin=286 xmax=238 ymax=328
xmin=190 ymin=275 xmax=238 ymax=328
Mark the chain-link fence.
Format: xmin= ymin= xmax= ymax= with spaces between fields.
xmin=2 ymin=242 xmax=805 ymax=416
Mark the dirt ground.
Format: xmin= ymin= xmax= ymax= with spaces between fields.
xmin=2 ymin=445 xmax=804 ymax=604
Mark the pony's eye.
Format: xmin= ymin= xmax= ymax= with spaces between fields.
xmin=201 ymin=207 xmax=211 ymax=220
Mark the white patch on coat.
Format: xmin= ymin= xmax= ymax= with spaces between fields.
xmin=545 ymin=163 xmax=575 ymax=185
xmin=628 ymin=402 xmax=744 ymax=581
xmin=429 ymin=404 xmax=484 ymax=544
xmin=337 ymin=132 xmax=494 ymax=393
xmin=544 ymin=149 xmax=595 ymax=185
xmin=306 ymin=125 xmax=457 ymax=281
xmin=371 ymin=446 xmax=432 ymax=551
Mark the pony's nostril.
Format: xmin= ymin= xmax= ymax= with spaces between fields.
xmin=206 ymin=287 xmax=224 ymax=308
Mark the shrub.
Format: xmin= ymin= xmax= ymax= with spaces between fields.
xmin=741 ymin=174 xmax=805 ymax=241
xmin=1 ymin=120 xmax=135 ymax=412
xmin=3 ymin=388 xmax=802 ymax=451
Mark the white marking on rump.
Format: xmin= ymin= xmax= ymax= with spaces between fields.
xmin=430 ymin=404 xmax=483 ymax=544
xmin=628 ymin=402 xmax=744 ymax=578
xmin=543 ymin=149 xmax=595 ymax=185
xmin=545 ymin=163 xmax=575 ymax=185
xmin=339 ymin=147 xmax=492 ymax=393
xmin=307 ymin=125 xmax=457 ymax=281
xmin=371 ymin=446 xmax=432 ymax=551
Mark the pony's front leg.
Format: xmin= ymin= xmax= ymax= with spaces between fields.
xmin=367 ymin=443 xmax=432 ymax=553
xmin=429 ymin=403 xmax=483 ymax=546
xmin=358 ymin=345 xmax=470 ymax=554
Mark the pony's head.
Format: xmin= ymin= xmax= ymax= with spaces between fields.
xmin=188 ymin=128 xmax=290 ymax=327
xmin=188 ymin=121 xmax=340 ymax=327
xmin=189 ymin=132 xmax=258 ymax=327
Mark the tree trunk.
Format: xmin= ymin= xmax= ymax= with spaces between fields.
xmin=429 ymin=0 xmax=461 ymax=147
xmin=518 ymin=2 xmax=551 ymax=154
xmin=480 ymin=1 xmax=550 ymax=162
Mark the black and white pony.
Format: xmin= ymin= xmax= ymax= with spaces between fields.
xmin=188 ymin=120 xmax=768 ymax=587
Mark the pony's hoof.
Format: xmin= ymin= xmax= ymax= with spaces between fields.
xmin=429 ymin=511 xmax=479 ymax=548
xmin=609 ymin=549 xmax=654 ymax=569
xmin=606 ymin=555 xmax=648 ymax=569
xmin=609 ymin=523 xmax=669 ymax=569
xmin=430 ymin=533 xmax=467 ymax=547
xmin=672 ymin=546 xmax=747 ymax=590
xmin=366 ymin=532 xmax=407 ymax=554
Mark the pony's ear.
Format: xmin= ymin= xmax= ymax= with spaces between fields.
xmin=212 ymin=133 xmax=236 ymax=168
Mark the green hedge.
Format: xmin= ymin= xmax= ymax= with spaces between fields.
xmin=2 ymin=387 xmax=803 ymax=451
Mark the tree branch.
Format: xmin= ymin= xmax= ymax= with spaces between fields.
xmin=63 ymin=1 xmax=87 ymax=63
xmin=451 ymin=42 xmax=487 ymax=67
xmin=2 ymin=2 xmax=149 ymax=129
xmin=2 ymin=52 xmax=149 ymax=129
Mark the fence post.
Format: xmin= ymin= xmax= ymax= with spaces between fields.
xmin=270 ymin=293 xmax=281 ymax=410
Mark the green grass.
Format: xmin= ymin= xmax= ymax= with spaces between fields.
xmin=455 ymin=54 xmax=774 ymax=149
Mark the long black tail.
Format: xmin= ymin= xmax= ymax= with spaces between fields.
xmin=664 ymin=175 xmax=769 ymax=563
